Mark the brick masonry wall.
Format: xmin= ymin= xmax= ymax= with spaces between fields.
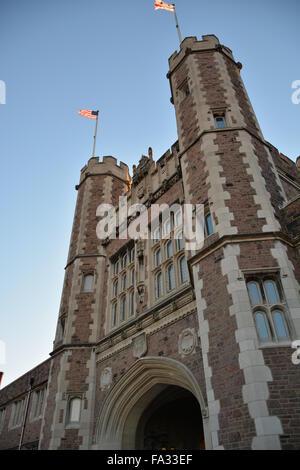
xmin=263 ymin=347 xmax=300 ymax=450
xmin=0 ymin=359 xmax=50 ymax=450
xmin=196 ymin=248 xmax=256 ymax=449
xmin=93 ymin=311 xmax=207 ymax=445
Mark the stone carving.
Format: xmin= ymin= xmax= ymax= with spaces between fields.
xmin=178 ymin=328 xmax=197 ymax=357
xmin=137 ymin=184 xmax=145 ymax=199
xmin=100 ymin=367 xmax=112 ymax=391
xmin=132 ymin=333 xmax=147 ymax=358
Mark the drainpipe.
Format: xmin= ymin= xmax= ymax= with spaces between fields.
xmin=18 ymin=377 xmax=34 ymax=450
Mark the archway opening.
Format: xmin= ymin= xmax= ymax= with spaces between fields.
xmin=135 ymin=385 xmax=205 ymax=450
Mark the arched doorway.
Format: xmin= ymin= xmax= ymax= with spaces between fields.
xmin=95 ymin=357 xmax=209 ymax=450
xmin=135 ymin=385 xmax=205 ymax=450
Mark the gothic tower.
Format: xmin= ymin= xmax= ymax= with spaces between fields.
xmin=39 ymin=157 xmax=130 ymax=449
xmin=2 ymin=34 xmax=298 ymax=452
xmin=168 ymin=35 xmax=300 ymax=449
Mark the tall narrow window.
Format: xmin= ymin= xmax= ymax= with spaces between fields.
xmin=11 ymin=399 xmax=25 ymax=427
xmin=130 ymin=247 xmax=135 ymax=263
xmin=121 ymin=274 xmax=127 ymax=291
xmin=176 ymin=233 xmax=184 ymax=251
xmin=155 ymin=248 xmax=161 ymax=267
xmin=120 ymin=297 xmax=126 ymax=322
xmin=130 ymin=268 xmax=134 ymax=285
xmin=264 ymin=280 xmax=279 ymax=304
xmin=167 ymin=264 xmax=175 ymax=292
xmin=129 ymin=291 xmax=135 ymax=317
xmin=254 ymin=311 xmax=271 ymax=342
xmin=112 ymin=303 xmax=118 ymax=327
xmin=272 ymin=310 xmax=289 ymax=340
xmin=121 ymin=254 xmax=127 ymax=270
xmin=247 ymin=281 xmax=262 ymax=306
xmin=153 ymin=226 xmax=160 ymax=243
xmin=68 ymin=397 xmax=81 ymax=424
xmin=166 ymin=241 xmax=173 ymax=259
xmin=174 ymin=209 xmax=182 ymax=228
xmin=82 ymin=274 xmax=94 ymax=292
xmin=0 ymin=408 xmax=6 ymax=434
xmin=155 ymin=272 xmax=163 ymax=299
xmin=163 ymin=218 xmax=171 ymax=237
xmin=113 ymin=280 xmax=118 ymax=298
xmin=32 ymin=389 xmax=45 ymax=419
xmin=205 ymin=213 xmax=214 ymax=236
xmin=114 ymin=261 xmax=119 ymax=275
xmin=179 ymin=256 xmax=187 ymax=283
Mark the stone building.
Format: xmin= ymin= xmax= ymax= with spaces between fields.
xmin=0 ymin=35 xmax=300 ymax=450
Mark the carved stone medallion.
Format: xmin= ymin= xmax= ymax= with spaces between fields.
xmin=178 ymin=328 xmax=197 ymax=357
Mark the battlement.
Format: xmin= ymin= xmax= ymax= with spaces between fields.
xmin=79 ymin=155 xmax=130 ymax=185
xmin=168 ymin=34 xmax=236 ymax=74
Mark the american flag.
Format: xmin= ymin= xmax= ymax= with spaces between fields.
xmin=78 ymin=109 xmax=99 ymax=119
xmin=155 ymin=1 xmax=175 ymax=12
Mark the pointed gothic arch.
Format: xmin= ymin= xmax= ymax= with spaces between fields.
xmin=95 ymin=356 xmax=209 ymax=449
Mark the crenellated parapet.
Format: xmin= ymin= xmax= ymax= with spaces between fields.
xmin=78 ymin=155 xmax=130 ymax=189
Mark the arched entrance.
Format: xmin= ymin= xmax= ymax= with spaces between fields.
xmin=95 ymin=357 xmax=209 ymax=450
xmin=136 ymin=385 xmax=205 ymax=450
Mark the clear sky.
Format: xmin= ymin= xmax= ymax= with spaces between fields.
xmin=0 ymin=0 xmax=299 ymax=388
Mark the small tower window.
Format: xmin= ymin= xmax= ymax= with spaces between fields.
xmin=178 ymin=79 xmax=190 ymax=101
xmin=205 ymin=213 xmax=214 ymax=236
xmin=155 ymin=272 xmax=163 ymax=299
xmin=68 ymin=397 xmax=81 ymax=424
xmin=214 ymin=113 xmax=226 ymax=129
xmin=82 ymin=274 xmax=94 ymax=292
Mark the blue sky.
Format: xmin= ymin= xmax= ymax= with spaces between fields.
xmin=0 ymin=0 xmax=299 ymax=388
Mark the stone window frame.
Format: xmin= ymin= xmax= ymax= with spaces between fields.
xmin=0 ymin=407 xmax=6 ymax=434
xmin=110 ymin=241 xmax=136 ymax=330
xmin=30 ymin=387 xmax=45 ymax=422
xmin=178 ymin=254 xmax=188 ymax=284
xmin=81 ymin=271 xmax=95 ymax=293
xmin=245 ymin=271 xmax=293 ymax=347
xmin=177 ymin=78 xmax=191 ymax=102
xmin=213 ymin=108 xmax=227 ymax=129
xmin=65 ymin=395 xmax=83 ymax=428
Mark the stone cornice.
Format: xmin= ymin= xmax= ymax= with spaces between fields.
xmin=65 ymin=253 xmax=105 ymax=270
xmin=96 ymin=284 xmax=195 ymax=360
xmin=187 ymin=231 xmax=299 ymax=284
xmin=75 ymin=171 xmax=128 ymax=191
xmin=177 ymin=126 xmax=270 ymax=163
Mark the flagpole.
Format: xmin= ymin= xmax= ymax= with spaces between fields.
xmin=172 ymin=4 xmax=182 ymax=45
xmin=92 ymin=111 xmax=99 ymax=157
